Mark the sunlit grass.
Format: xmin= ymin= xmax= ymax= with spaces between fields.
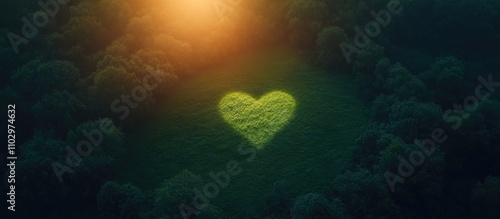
xmin=219 ymin=91 xmax=296 ymax=148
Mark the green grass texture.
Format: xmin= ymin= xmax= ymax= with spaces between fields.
xmin=117 ymin=46 xmax=368 ymax=214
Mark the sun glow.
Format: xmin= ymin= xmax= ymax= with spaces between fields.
xmin=167 ymin=0 xmax=219 ymax=23
xmin=137 ymin=0 xmax=255 ymax=67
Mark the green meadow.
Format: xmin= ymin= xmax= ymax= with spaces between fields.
xmin=118 ymin=46 xmax=368 ymax=214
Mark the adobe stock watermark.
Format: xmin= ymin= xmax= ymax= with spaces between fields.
xmin=384 ymin=74 xmax=500 ymax=192
xmin=340 ymin=0 xmax=404 ymax=63
xmin=111 ymin=66 xmax=165 ymax=120
xmin=178 ymin=142 xmax=257 ymax=219
xmin=52 ymin=67 xmax=166 ymax=182
xmin=6 ymin=0 xmax=71 ymax=54
xmin=212 ymin=0 xmax=243 ymax=21
xmin=51 ymin=118 xmax=116 ymax=182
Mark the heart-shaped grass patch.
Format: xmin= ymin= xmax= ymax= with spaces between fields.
xmin=219 ymin=91 xmax=296 ymax=148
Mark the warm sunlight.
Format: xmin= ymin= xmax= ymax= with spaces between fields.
xmin=8 ymin=0 xmax=497 ymax=218
xmin=146 ymin=0 xmax=250 ymax=66
xmin=167 ymin=0 xmax=218 ymax=23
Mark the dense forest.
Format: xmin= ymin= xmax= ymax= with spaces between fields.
xmin=1 ymin=0 xmax=500 ymax=218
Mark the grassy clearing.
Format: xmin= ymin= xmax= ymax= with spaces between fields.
xmin=117 ymin=46 xmax=368 ymax=215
